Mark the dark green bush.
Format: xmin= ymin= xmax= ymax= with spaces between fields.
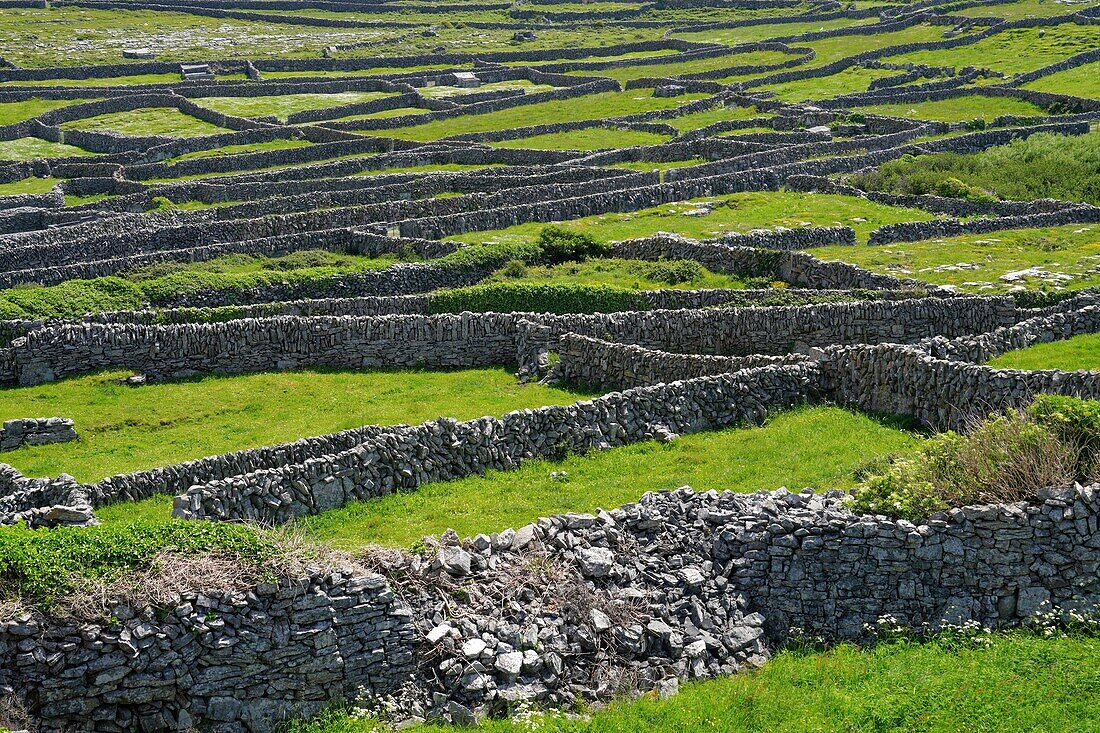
xmin=628 ymin=259 xmax=704 ymax=285
xmin=429 ymin=282 xmax=649 ymax=314
xmin=0 ymin=520 xmax=280 ymax=605
xmin=535 ymin=226 xmax=611 ymax=265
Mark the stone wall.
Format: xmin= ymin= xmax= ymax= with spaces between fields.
xmin=0 ymin=417 xmax=77 ymax=451
xmin=173 ymin=364 xmax=819 ymax=523
xmin=0 ymin=566 xmax=419 ymax=733
xmin=713 ymin=484 xmax=1100 ymax=641
xmin=554 ymin=332 xmax=810 ymax=391
xmin=921 ymin=301 xmax=1100 ymax=364
xmin=8 ymin=481 xmax=1100 ymax=731
xmin=0 ymin=465 xmax=94 ymax=528
xmin=820 ymin=342 xmax=1100 ymax=431
xmin=5 ymin=298 xmax=1018 ymax=386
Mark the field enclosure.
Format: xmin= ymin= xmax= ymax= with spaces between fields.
xmin=2 ymin=0 xmax=1100 ymax=730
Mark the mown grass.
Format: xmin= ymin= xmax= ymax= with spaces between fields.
xmin=195 ymin=92 xmax=394 ymax=121
xmin=856 ymin=95 xmax=1047 ymax=123
xmin=285 ymin=406 xmax=918 ymax=550
xmin=0 ymin=136 xmax=93 ymax=161
xmin=375 ymin=90 xmax=709 ymax=142
xmin=987 ymin=333 xmax=1100 ymax=371
xmin=60 ymin=106 xmax=228 ymax=137
xmin=450 ymin=191 xmax=936 ymax=247
xmin=1 ymin=367 xmax=588 ymax=484
xmin=813 ymin=224 xmax=1100 ymax=293
xmin=883 ymin=23 xmax=1100 ymax=77
xmin=294 ymin=634 xmax=1100 ymax=733
xmin=492 ymin=127 xmax=669 ymax=151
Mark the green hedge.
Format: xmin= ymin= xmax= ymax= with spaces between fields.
xmin=430 ymin=282 xmax=650 ymax=315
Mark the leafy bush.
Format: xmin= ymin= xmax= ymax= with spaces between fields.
xmin=498 ymin=259 xmax=530 ymax=279
xmin=628 ymin=259 xmax=704 ymax=285
xmin=260 ymin=249 xmax=350 ymax=271
xmin=429 ymin=282 xmax=649 ymax=314
xmin=1028 ymin=395 xmax=1100 ymax=480
xmin=849 ymin=403 xmax=1087 ymax=519
xmin=535 ymin=226 xmax=611 ymax=265
xmin=0 ymin=520 xmax=280 ymax=605
xmin=848 ymin=459 xmax=947 ymax=521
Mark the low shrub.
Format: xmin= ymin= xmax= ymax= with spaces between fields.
xmin=849 ymin=400 xmax=1094 ymax=520
xmin=429 ymin=282 xmax=649 ymax=314
xmin=1028 ymin=394 xmax=1100 ymax=480
xmin=628 ymin=258 xmax=704 ymax=285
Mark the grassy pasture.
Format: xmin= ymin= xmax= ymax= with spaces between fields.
xmin=450 ymin=191 xmax=937 ymax=247
xmin=0 ymin=368 xmax=588 ymax=484
xmin=195 ymin=92 xmax=395 ymax=120
xmin=373 ymin=90 xmax=709 ymax=142
xmin=293 ymin=634 xmax=1100 ymax=732
xmin=60 ymin=107 xmax=228 ymax=137
xmin=100 ymin=406 xmax=918 ymax=537
xmin=292 ymin=406 xmax=917 ymax=549
xmin=987 ymin=333 xmax=1100 ymax=371
xmin=0 ymin=137 xmax=93 ymax=161
xmin=855 ymin=95 xmax=1048 ymax=122
xmin=813 ymin=224 xmax=1100 ymax=293
xmin=1024 ymin=61 xmax=1100 ymax=99
xmin=883 ymin=24 xmax=1100 ymax=76
xmin=0 ymin=98 xmax=87 ymax=125
xmin=491 ymin=127 xmax=669 ymax=150
xmin=761 ymin=66 xmax=896 ymax=102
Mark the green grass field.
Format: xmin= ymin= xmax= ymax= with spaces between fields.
xmin=99 ymin=406 xmax=919 ymax=541
xmin=855 ymin=95 xmax=1046 ymax=123
xmin=883 ymin=24 xmax=1100 ymax=77
xmin=195 ymin=92 xmax=395 ymax=121
xmin=813 ymin=224 xmax=1100 ymax=293
xmin=0 ymin=368 xmax=588 ymax=483
xmin=451 ymin=191 xmax=936 ymax=247
xmin=0 ymin=137 xmax=93 ymax=161
xmin=492 ymin=127 xmax=669 ymax=150
xmin=987 ymin=332 xmax=1100 ymax=371
xmin=1024 ymin=61 xmax=1100 ymax=100
xmin=375 ymin=90 xmax=709 ymax=142
xmin=60 ymin=107 xmax=228 ymax=137
xmin=293 ymin=634 xmax=1100 ymax=732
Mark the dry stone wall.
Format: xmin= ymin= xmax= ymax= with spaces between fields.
xmin=553 ymin=333 xmax=810 ymax=391
xmin=4 ymin=298 xmax=1018 ymax=386
xmin=7 ymin=483 xmax=1100 ymax=731
xmin=0 ymin=567 xmax=419 ymax=733
xmin=0 ymin=417 xmax=77 ymax=451
xmin=173 ymin=364 xmax=819 ymax=523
